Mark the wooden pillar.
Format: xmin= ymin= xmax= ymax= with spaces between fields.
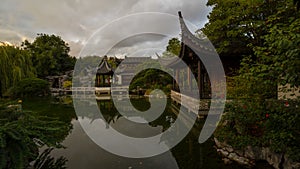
xmin=172 ymin=69 xmax=175 ymax=90
xmin=108 ymin=76 xmax=111 ymax=85
xmin=175 ymin=69 xmax=179 ymax=91
xmin=201 ymin=72 xmax=205 ymax=98
xmin=198 ymin=61 xmax=202 ymax=98
xmin=187 ymin=66 xmax=191 ymax=91
xmin=182 ymin=69 xmax=185 ymax=89
xmin=102 ymin=75 xmax=105 ymax=86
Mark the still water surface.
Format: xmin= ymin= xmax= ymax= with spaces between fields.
xmin=23 ymin=97 xmax=272 ymax=169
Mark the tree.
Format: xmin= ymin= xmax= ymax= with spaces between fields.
xmin=163 ymin=37 xmax=181 ymax=57
xmin=0 ymin=46 xmax=35 ymax=97
xmin=252 ymin=4 xmax=300 ymax=88
xmin=228 ymin=0 xmax=300 ymax=98
xmin=201 ymin=0 xmax=289 ymax=71
xmin=202 ymin=0 xmax=299 ymax=91
xmin=22 ymin=34 xmax=76 ymax=78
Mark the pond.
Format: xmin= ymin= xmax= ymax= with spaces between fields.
xmin=22 ymin=96 xmax=273 ymax=169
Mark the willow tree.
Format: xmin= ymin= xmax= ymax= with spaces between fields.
xmin=0 ymin=45 xmax=35 ymax=97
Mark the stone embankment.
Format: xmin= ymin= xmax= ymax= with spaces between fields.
xmin=214 ymin=138 xmax=300 ymax=169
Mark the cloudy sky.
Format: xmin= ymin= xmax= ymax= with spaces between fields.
xmin=0 ymin=0 xmax=211 ymax=57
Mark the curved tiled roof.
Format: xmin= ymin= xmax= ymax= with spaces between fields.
xmin=96 ymin=59 xmax=114 ymax=75
xmin=158 ymin=11 xmax=216 ymax=68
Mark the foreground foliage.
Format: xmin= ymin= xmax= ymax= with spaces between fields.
xmin=0 ymin=100 xmax=72 ymax=168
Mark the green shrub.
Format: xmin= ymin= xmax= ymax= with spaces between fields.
xmin=7 ymin=78 xmax=50 ymax=98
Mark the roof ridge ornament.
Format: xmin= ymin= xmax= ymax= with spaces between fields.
xmin=178 ymin=11 xmax=215 ymax=54
xmin=178 ymin=11 xmax=183 ymax=18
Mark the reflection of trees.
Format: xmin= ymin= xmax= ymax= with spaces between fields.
xmin=148 ymin=99 xmax=176 ymax=131
xmin=76 ymin=98 xmax=177 ymax=130
xmin=33 ymin=148 xmax=67 ymax=169
xmin=74 ymin=99 xmax=121 ymax=124
xmin=23 ymin=97 xmax=77 ymax=123
xmin=98 ymin=100 xmax=122 ymax=125
xmin=97 ymin=98 xmax=178 ymax=130
xmin=169 ymin=120 xmax=229 ymax=169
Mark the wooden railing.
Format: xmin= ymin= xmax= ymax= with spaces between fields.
xmin=171 ymin=90 xmax=210 ymax=116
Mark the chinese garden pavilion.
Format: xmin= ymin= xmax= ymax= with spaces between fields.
xmin=159 ymin=12 xmax=216 ymax=99
xmin=95 ymin=56 xmax=114 ymax=87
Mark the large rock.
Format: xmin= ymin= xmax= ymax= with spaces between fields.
xmin=244 ymin=146 xmax=255 ymax=159
xmin=214 ymin=138 xmax=255 ymax=167
xmin=258 ymin=147 xmax=282 ymax=169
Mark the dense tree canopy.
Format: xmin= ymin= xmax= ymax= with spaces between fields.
xmin=251 ymin=5 xmax=300 ymax=88
xmin=201 ymin=0 xmax=295 ymax=70
xmin=22 ymin=34 xmax=76 ymax=78
xmin=228 ymin=0 xmax=300 ymax=98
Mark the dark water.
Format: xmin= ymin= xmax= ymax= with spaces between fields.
xmin=23 ymin=96 xmax=273 ymax=169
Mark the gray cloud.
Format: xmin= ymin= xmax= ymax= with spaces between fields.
xmin=0 ymin=0 xmax=211 ymax=57
xmin=111 ymin=33 xmax=167 ymax=48
xmin=106 ymin=33 xmax=169 ymax=58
